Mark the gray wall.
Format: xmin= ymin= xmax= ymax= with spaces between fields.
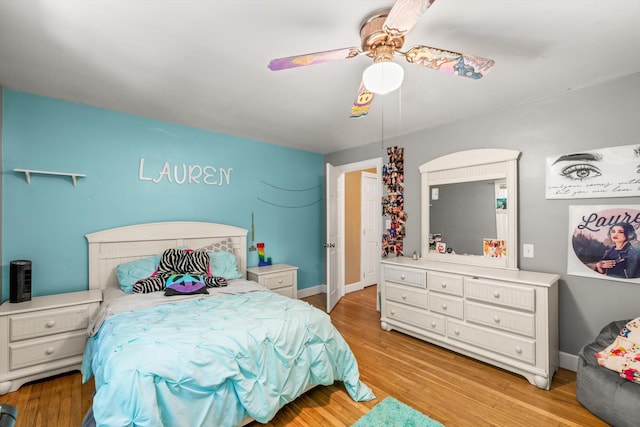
xmin=325 ymin=72 xmax=640 ymax=358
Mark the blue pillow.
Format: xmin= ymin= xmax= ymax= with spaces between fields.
xmin=116 ymin=254 xmax=161 ymax=293
xmin=209 ymin=251 xmax=242 ymax=280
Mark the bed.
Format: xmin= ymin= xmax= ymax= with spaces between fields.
xmin=80 ymin=221 xmax=374 ymax=427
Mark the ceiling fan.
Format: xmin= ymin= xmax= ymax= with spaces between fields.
xmin=268 ymin=0 xmax=495 ymax=118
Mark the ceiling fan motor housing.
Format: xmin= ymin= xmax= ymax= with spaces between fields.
xmin=360 ymin=10 xmax=405 ymax=62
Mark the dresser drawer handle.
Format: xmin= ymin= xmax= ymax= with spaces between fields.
xmin=45 ymin=347 xmax=55 ymax=355
xmin=400 ymin=274 xmax=406 ymax=280
xmin=390 ymin=310 xmax=396 ymax=315
xmin=440 ymin=282 xmax=447 ymax=288
xmin=401 ymin=294 xmax=407 ymax=300
xmin=454 ymin=329 xmax=460 ymax=335
xmin=277 ymin=279 xmax=283 ymax=284
xmin=441 ymin=303 xmax=448 ymax=310
xmin=46 ymin=320 xmax=56 ymax=328
xmin=430 ymin=321 xmax=436 ymax=328
xmin=493 ymin=291 xmax=501 ymax=298
xmin=494 ymin=315 xmax=501 ymax=323
xmin=515 ymin=346 xmax=523 ymax=354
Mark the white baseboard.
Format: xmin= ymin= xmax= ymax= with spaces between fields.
xmin=559 ymin=351 xmax=578 ymax=372
xmin=297 ymin=284 xmax=325 ymax=299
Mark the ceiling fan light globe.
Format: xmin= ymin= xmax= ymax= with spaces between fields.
xmin=362 ymin=62 xmax=404 ymax=95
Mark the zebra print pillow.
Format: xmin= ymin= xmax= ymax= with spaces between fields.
xmin=132 ymin=248 xmax=228 ymax=294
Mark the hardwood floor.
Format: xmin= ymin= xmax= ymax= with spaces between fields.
xmin=2 ymin=286 xmax=605 ymax=426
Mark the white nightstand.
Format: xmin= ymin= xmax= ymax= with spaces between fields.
xmin=247 ymin=264 xmax=298 ymax=299
xmin=0 ymin=289 xmax=102 ymax=394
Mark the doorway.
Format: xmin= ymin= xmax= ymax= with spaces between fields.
xmin=326 ymin=158 xmax=382 ymax=312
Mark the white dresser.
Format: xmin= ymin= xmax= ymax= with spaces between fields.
xmin=381 ymin=257 xmax=559 ymax=389
xmin=0 ymin=289 xmax=102 ymax=394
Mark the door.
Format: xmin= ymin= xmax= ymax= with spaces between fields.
xmin=326 ymin=163 xmax=343 ymax=312
xmin=361 ymin=172 xmax=378 ymax=288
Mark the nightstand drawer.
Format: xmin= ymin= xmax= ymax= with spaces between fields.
xmin=9 ymin=305 xmax=91 ymax=341
xmin=9 ymin=331 xmax=87 ymax=370
xmin=263 ymin=271 xmax=295 ymax=291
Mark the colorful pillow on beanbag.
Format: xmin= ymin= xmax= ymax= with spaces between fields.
xmin=116 ymin=254 xmax=161 ymax=293
xmin=164 ymin=274 xmax=208 ymax=296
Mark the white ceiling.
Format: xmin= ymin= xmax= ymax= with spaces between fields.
xmin=1 ymin=1 xmax=639 ymax=154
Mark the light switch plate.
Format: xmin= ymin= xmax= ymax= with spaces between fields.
xmin=431 ymin=188 xmax=439 ymax=200
xmin=523 ymin=244 xmax=534 ymax=258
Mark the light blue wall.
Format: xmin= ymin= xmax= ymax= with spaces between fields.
xmin=1 ymin=89 xmax=324 ymax=299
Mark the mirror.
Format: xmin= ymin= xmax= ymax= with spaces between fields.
xmin=420 ymin=149 xmax=520 ymax=270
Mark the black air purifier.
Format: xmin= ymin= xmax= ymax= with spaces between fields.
xmin=10 ymin=260 xmax=32 ymax=303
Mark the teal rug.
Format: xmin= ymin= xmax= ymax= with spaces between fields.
xmin=353 ymin=397 xmax=445 ymax=427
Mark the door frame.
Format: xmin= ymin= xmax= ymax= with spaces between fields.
xmin=326 ymin=157 xmax=382 ymax=311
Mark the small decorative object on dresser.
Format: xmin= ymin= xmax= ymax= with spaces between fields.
xmin=380 ymin=258 xmax=559 ymax=389
xmin=0 ymin=289 xmax=102 ymax=394
xmin=247 ymin=264 xmax=298 ymax=299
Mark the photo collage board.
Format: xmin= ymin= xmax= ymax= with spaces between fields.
xmin=382 ymin=146 xmax=406 ymax=257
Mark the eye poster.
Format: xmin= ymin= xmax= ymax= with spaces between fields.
xmin=546 ymin=144 xmax=640 ymax=199
xmin=568 ymin=205 xmax=640 ymax=283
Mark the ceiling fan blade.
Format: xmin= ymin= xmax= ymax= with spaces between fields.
xmin=404 ymin=45 xmax=495 ymax=79
xmin=350 ymin=82 xmax=374 ymax=118
xmin=268 ymin=47 xmax=361 ymax=71
xmin=384 ymin=0 xmax=435 ymax=37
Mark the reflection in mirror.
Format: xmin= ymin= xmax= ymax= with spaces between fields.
xmin=420 ymin=148 xmax=520 ymax=270
xmin=430 ymin=179 xmax=506 ymax=256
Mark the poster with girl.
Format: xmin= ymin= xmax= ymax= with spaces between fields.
xmin=568 ymin=205 xmax=640 ymax=283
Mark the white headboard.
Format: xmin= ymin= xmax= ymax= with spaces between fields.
xmin=86 ymin=221 xmax=248 ymax=291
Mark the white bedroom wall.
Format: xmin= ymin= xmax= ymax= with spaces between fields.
xmin=325 ymin=72 xmax=640 ymax=359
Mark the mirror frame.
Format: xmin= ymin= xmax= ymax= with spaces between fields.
xmin=420 ymin=149 xmax=521 ymax=270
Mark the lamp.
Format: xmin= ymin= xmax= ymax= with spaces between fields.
xmin=362 ymin=61 xmax=404 ymax=95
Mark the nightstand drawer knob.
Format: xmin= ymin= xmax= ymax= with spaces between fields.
xmin=45 ymin=347 xmax=55 ymax=355
xmin=46 ymin=320 xmax=56 ymax=328
xmin=400 ymin=274 xmax=406 ymax=280
xmin=278 ymin=279 xmax=283 ymax=284
xmin=441 ymin=282 xmax=447 ymax=288
xmin=402 ymin=294 xmax=407 ymax=300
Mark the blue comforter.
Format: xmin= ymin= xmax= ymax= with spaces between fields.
xmin=82 ymin=285 xmax=374 ymax=426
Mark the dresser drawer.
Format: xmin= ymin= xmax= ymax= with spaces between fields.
xmin=464 ymin=277 xmax=535 ymax=312
xmin=383 ymin=266 xmax=426 ymax=288
xmin=428 ymin=293 xmax=464 ymax=319
xmin=9 ymin=331 xmax=87 ymax=370
xmin=466 ymin=301 xmax=536 ymax=338
xmin=262 ymin=271 xmax=295 ymax=291
xmin=9 ymin=305 xmax=91 ymax=341
xmin=428 ymin=272 xmax=463 ymax=296
xmin=385 ymin=301 xmax=445 ymax=335
xmin=385 ymin=283 xmax=427 ymax=309
xmin=447 ymin=319 xmax=535 ymax=364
